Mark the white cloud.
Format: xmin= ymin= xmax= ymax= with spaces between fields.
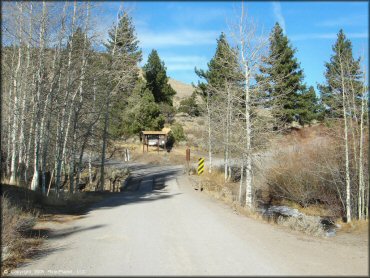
xmin=162 ymin=55 xmax=208 ymax=72
xmin=272 ymin=2 xmax=286 ymax=34
xmin=291 ymin=32 xmax=368 ymax=41
xmin=137 ymin=29 xmax=219 ymax=48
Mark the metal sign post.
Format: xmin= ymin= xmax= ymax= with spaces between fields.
xmin=198 ymin=158 xmax=204 ymax=175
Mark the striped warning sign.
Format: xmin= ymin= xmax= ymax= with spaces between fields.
xmin=198 ymin=158 xmax=205 ymax=175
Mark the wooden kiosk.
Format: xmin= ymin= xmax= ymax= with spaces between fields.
xmin=140 ymin=128 xmax=170 ymax=153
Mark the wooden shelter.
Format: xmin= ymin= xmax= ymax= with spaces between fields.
xmin=140 ymin=128 xmax=171 ymax=153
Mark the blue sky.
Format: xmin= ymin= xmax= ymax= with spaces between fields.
xmin=95 ymin=1 xmax=368 ymax=90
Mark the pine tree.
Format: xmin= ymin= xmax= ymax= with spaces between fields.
xmin=257 ymin=22 xmax=305 ymax=124
xmin=100 ymin=9 xmax=142 ymax=190
xmin=296 ymin=86 xmax=323 ymax=126
xmin=195 ymin=33 xmax=243 ymax=176
xmin=104 ymin=10 xmax=142 ymax=94
xmin=104 ymin=11 xmax=142 ymax=62
xmin=114 ymin=79 xmax=165 ymax=137
xmin=178 ymin=92 xmax=201 ymax=116
xmin=318 ymin=29 xmax=363 ymax=119
xmin=143 ymin=49 xmax=176 ymax=105
xmin=196 ymin=33 xmax=242 ymax=98
xmin=105 ymin=10 xmax=142 ymax=139
xmin=127 ymin=80 xmax=165 ymax=133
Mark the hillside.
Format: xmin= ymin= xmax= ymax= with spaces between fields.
xmin=168 ymin=78 xmax=195 ymax=107
xmin=138 ymin=68 xmax=195 ymax=108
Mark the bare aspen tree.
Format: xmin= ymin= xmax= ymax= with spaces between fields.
xmin=235 ymin=4 xmax=267 ymax=208
xmin=358 ymin=59 xmax=368 ymax=220
xmin=18 ymin=3 xmax=33 ymax=179
xmin=9 ymin=3 xmax=23 ymax=184
xmin=206 ymin=89 xmax=213 ymax=173
xmin=5 ymin=46 xmax=17 ymax=177
xmin=339 ymin=52 xmax=352 ymax=222
xmin=55 ymin=1 xmax=77 ymax=195
xmin=30 ymin=1 xmax=47 ymax=191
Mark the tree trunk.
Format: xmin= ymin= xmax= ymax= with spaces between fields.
xmin=100 ymin=6 xmax=120 ymax=191
xmin=358 ymin=67 xmax=367 ymax=219
xmin=339 ymin=54 xmax=352 ymax=223
xmin=239 ymin=159 xmax=244 ymax=204
xmin=207 ymin=90 xmax=213 ymax=173
xmin=10 ymin=3 xmax=24 ymax=184
xmin=30 ymin=1 xmax=47 ymax=191
xmin=224 ymin=84 xmax=231 ymax=181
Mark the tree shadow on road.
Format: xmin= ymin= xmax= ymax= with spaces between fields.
xmin=90 ymin=166 xmax=183 ymax=211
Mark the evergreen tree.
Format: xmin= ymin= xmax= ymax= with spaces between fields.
xmin=178 ymin=92 xmax=201 ymax=116
xmin=129 ymin=81 xmax=165 ymax=133
xmin=195 ymin=33 xmax=243 ymax=176
xmin=104 ymin=10 xmax=142 ymax=95
xmin=114 ymin=79 xmax=165 ymax=138
xmin=195 ymin=33 xmax=242 ymax=99
xmin=296 ymin=86 xmax=324 ymax=126
xmin=105 ymin=11 xmax=142 ymax=138
xmin=318 ymin=29 xmax=363 ymax=118
xmin=143 ymin=49 xmax=176 ymax=105
xmin=257 ymin=22 xmax=305 ymax=124
xmin=104 ymin=11 xmax=142 ymax=62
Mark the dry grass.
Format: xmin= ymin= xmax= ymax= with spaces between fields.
xmin=277 ymin=215 xmax=326 ymax=237
xmin=279 ymin=199 xmax=333 ymax=217
xmin=266 ymin=131 xmax=344 ymax=217
xmin=1 ymin=183 xmax=112 ymax=275
xmin=1 ymin=196 xmax=40 ymax=275
xmin=336 ymin=219 xmax=369 ymax=234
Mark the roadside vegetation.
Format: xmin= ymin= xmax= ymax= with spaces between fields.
xmin=191 ymin=8 xmax=368 ymax=227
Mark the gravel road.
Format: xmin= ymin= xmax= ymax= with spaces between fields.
xmin=9 ymin=163 xmax=368 ymax=276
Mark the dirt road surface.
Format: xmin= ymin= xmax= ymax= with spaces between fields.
xmin=9 ymin=163 xmax=368 ymax=276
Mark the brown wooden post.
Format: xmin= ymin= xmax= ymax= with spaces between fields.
xmin=157 ymin=135 xmax=159 ymax=153
xmin=146 ymin=135 xmax=148 ymax=152
xmin=186 ymin=147 xmax=190 ymax=175
xmin=142 ymin=133 xmax=145 ymax=153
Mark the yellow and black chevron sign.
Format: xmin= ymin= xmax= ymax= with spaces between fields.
xmin=198 ymin=158 xmax=205 ymax=175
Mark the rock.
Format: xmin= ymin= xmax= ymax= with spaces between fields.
xmin=265 ymin=205 xmax=303 ymax=218
xmin=325 ymin=229 xmax=336 ymax=237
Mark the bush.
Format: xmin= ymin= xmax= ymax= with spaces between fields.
xmin=1 ymin=196 xmax=37 ymax=263
xmin=277 ymin=215 xmax=326 ymax=237
xmin=178 ymin=92 xmax=201 ymax=116
xmin=266 ymin=139 xmax=344 ymax=218
xmin=171 ymin=123 xmax=186 ymax=143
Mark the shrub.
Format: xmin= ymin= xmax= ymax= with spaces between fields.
xmin=266 ymin=139 xmax=345 ymax=218
xmin=178 ymin=92 xmax=201 ymax=116
xmin=277 ymin=215 xmax=326 ymax=237
xmin=171 ymin=123 xmax=186 ymax=143
xmin=1 ymin=196 xmax=37 ymax=263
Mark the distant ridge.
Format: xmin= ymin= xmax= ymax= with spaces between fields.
xmin=138 ymin=68 xmax=196 ymax=107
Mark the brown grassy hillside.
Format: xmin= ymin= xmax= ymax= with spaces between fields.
xmin=168 ymin=78 xmax=195 ymax=107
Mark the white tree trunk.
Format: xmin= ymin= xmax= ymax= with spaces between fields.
xmin=55 ymin=1 xmax=75 ymax=195
xmin=358 ymin=67 xmax=366 ymax=219
xmin=10 ymin=3 xmax=24 ymax=184
xmin=207 ymin=90 xmax=213 ymax=173
xmin=18 ymin=3 xmax=33 ymax=176
xmin=224 ymin=84 xmax=231 ymax=181
xmin=239 ymin=159 xmax=244 ymax=204
xmin=339 ymin=55 xmax=352 ymax=223
xmin=30 ymin=1 xmax=47 ymax=191
xmin=240 ymin=13 xmax=253 ymax=209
